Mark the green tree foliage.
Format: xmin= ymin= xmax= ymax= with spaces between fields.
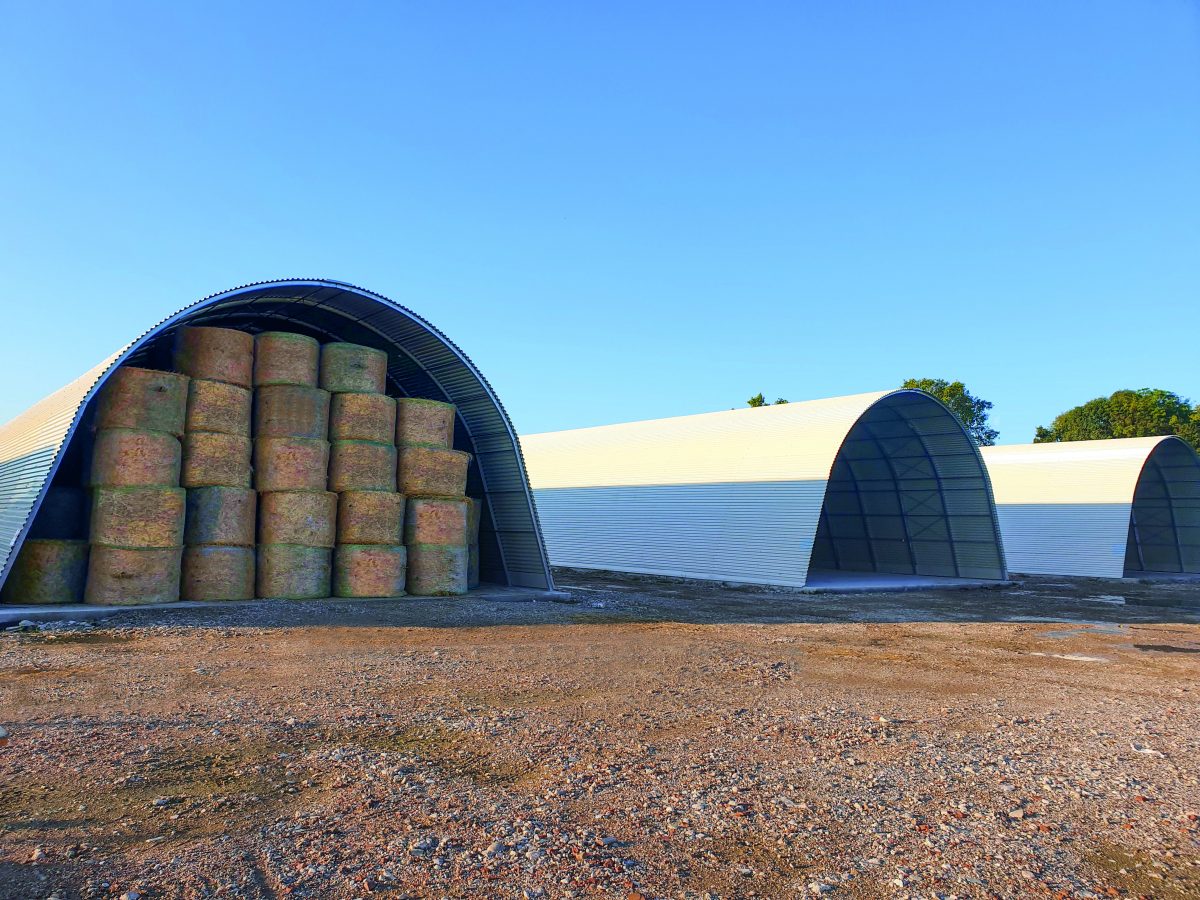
xmin=901 ymin=378 xmax=998 ymax=446
xmin=1034 ymin=389 xmax=1200 ymax=450
xmin=747 ymin=393 xmax=790 ymax=408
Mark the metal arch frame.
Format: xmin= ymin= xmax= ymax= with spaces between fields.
xmin=1126 ymin=435 xmax=1199 ymax=575
xmin=0 ymin=278 xmax=554 ymax=592
xmin=806 ymin=389 xmax=1007 ymax=580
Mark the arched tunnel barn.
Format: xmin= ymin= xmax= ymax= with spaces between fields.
xmin=982 ymin=437 xmax=1200 ymax=578
xmin=521 ymin=390 xmax=1008 ymax=589
xmin=0 ymin=279 xmax=553 ymax=603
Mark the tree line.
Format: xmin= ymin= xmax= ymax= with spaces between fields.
xmin=744 ymin=381 xmax=1200 ymax=451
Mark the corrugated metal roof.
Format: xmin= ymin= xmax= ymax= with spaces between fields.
xmin=522 ymin=390 xmax=1006 ymax=587
xmin=0 ymin=279 xmax=552 ymax=592
xmin=982 ymin=436 xmax=1200 ymax=578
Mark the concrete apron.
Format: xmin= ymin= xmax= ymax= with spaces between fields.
xmin=1 ymin=585 xmax=573 ymax=626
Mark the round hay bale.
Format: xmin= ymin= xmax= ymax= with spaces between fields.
xmin=258 ymin=491 xmax=337 ymax=547
xmin=319 ymin=342 xmax=387 ymax=394
xmin=254 ymin=438 xmax=329 ymax=492
xmin=0 ymin=540 xmax=89 ymax=605
xmin=174 ymin=326 xmax=254 ymax=388
xmin=28 ymin=486 xmax=89 ymax=540
xmin=182 ymin=432 xmax=252 ymax=488
xmin=330 ymin=393 xmax=397 ymax=443
xmin=404 ymin=497 xmax=469 ymax=546
xmin=254 ymin=384 xmax=331 ymax=440
xmin=333 ymin=545 xmax=407 ymax=598
xmin=336 ymin=491 xmax=405 ymax=545
xmin=396 ymin=446 xmax=470 ymax=497
xmin=181 ymin=546 xmax=255 ymax=601
xmin=85 ymin=546 xmax=182 ymax=606
xmin=328 ymin=440 xmax=396 ymax=493
xmin=184 ymin=486 xmax=256 ymax=547
xmin=254 ymin=331 xmax=320 ymax=388
xmin=256 ymin=545 xmax=331 ymax=600
xmin=91 ymin=487 xmax=185 ymax=548
xmin=405 ymin=544 xmax=468 ymax=597
xmin=395 ymin=398 xmax=455 ymax=449
xmin=186 ymin=379 xmax=251 ymax=436
xmin=95 ymin=367 xmax=189 ymax=438
xmin=90 ymin=428 xmax=181 ymax=488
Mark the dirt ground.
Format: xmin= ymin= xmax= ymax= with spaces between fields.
xmin=2 ymin=571 xmax=1199 ymax=900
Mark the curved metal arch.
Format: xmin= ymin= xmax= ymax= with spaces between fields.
xmin=807 ymin=389 xmax=1007 ymax=581
xmin=0 ymin=278 xmax=553 ymax=591
xmin=1126 ymin=435 xmax=1200 ymax=575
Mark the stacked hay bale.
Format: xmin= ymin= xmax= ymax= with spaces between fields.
xmin=175 ymin=326 xmax=256 ymax=601
xmin=323 ymin=343 xmax=406 ymax=598
xmin=85 ymin=366 xmax=189 ymax=605
xmin=0 ymin=486 xmax=90 ymax=605
xmin=254 ymin=332 xmax=335 ymax=599
xmin=396 ymin=398 xmax=472 ymax=595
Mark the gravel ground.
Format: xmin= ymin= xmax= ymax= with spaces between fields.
xmin=2 ymin=572 xmax=1199 ymax=900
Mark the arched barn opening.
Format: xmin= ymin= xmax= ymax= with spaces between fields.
xmin=1125 ymin=437 xmax=1200 ymax=576
xmin=522 ymin=389 xmax=1008 ymax=590
xmin=806 ymin=392 xmax=1007 ymax=589
xmin=0 ymin=279 xmax=553 ymax=606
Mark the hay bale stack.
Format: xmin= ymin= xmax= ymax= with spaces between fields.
xmin=88 ymin=365 xmax=189 ymax=606
xmin=320 ymin=342 xmax=387 ymax=394
xmin=404 ymin=497 xmax=469 ymax=596
xmin=182 ymin=432 xmax=252 ymax=488
xmin=185 ymin=379 xmax=251 ymax=437
xmin=254 ymin=438 xmax=329 ymax=491
xmin=257 ymin=545 xmax=331 ymax=599
xmin=329 ymin=440 xmax=397 ymax=493
xmin=182 ymin=546 xmax=255 ymax=602
xmin=254 ymin=385 xmax=330 ymax=440
xmin=336 ymin=491 xmax=404 ymax=545
xmin=331 ymin=393 xmax=396 ymax=444
xmin=181 ymin=487 xmax=256 ymax=601
xmin=396 ymin=446 xmax=470 ymax=498
xmin=258 ymin=491 xmax=336 ymax=548
xmin=334 ymin=545 xmax=407 ymax=598
xmin=174 ymin=326 xmax=254 ymax=388
xmin=395 ymin=398 xmax=455 ymax=449
xmin=0 ymin=540 xmax=89 ymax=605
xmin=254 ymin=331 xmax=320 ymax=388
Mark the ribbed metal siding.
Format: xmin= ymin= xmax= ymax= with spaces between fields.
xmin=0 ymin=279 xmax=552 ymax=591
xmin=523 ymin=390 xmax=1006 ymax=587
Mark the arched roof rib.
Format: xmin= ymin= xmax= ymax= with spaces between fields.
xmin=523 ymin=389 xmax=1006 ymax=587
xmin=0 ymin=279 xmax=552 ymax=591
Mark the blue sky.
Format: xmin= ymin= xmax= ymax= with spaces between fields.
xmin=1 ymin=1 xmax=1196 ymax=443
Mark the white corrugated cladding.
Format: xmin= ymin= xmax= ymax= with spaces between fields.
xmin=522 ymin=390 xmax=1006 ymax=587
xmin=981 ymin=437 xmax=1197 ymax=578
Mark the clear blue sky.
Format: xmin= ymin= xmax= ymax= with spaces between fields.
xmin=1 ymin=1 xmax=1196 ymax=443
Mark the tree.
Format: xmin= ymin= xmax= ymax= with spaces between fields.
xmin=901 ymin=378 xmax=998 ymax=446
xmin=747 ymin=393 xmax=790 ymax=408
xmin=1034 ymin=389 xmax=1200 ymax=451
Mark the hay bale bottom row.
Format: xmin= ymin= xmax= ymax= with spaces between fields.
xmin=182 ymin=546 xmax=255 ymax=601
xmin=334 ymin=545 xmax=407 ymax=598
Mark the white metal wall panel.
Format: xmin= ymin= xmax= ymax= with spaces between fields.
xmin=981 ymin=437 xmax=1196 ymax=578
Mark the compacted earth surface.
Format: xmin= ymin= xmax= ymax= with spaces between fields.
xmin=2 ymin=572 xmax=1199 ymax=900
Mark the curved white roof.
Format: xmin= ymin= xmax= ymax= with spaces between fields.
xmin=523 ymin=390 xmax=1006 ymax=587
xmin=982 ymin=436 xmax=1200 ymax=578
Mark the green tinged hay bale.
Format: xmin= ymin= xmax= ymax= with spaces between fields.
xmin=186 ymin=379 xmax=251 ymax=436
xmin=330 ymin=392 xmax=397 ymax=444
xmin=181 ymin=546 xmax=255 ymax=601
xmin=184 ymin=486 xmax=256 ymax=547
xmin=328 ymin=440 xmax=396 ymax=492
xmin=404 ymin=496 xmax=469 ymax=546
xmin=336 ymin=491 xmax=405 ymax=545
xmin=254 ymin=384 xmax=331 ymax=440
xmin=90 ymin=428 xmax=181 ymax=487
xmin=396 ymin=445 xmax=470 ymax=497
xmin=0 ymin=540 xmax=89 ymax=605
xmin=333 ymin=544 xmax=407 ymax=598
xmin=91 ymin=487 xmax=185 ymax=549
xmin=182 ymin=432 xmax=252 ymax=488
xmin=256 ymin=545 xmax=331 ymax=599
xmin=258 ymin=490 xmax=337 ymax=547
xmin=319 ymin=342 xmax=388 ymax=394
xmin=28 ymin=486 xmax=89 ymax=540
xmin=85 ymin=546 xmax=182 ymax=606
xmin=174 ymin=326 xmax=254 ymax=388
xmin=254 ymin=438 xmax=330 ymax=492
xmin=94 ymin=367 xmax=189 ymax=438
xmin=395 ymin=398 xmax=455 ymax=449
xmin=405 ymin=544 xmax=468 ymax=597
xmin=254 ymin=331 xmax=320 ymax=388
